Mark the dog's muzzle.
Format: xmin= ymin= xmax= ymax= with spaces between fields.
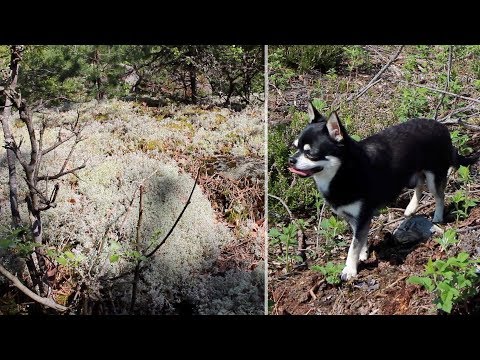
xmin=288 ymin=156 xmax=323 ymax=177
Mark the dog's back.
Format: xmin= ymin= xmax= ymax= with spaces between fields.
xmin=358 ymin=118 xmax=453 ymax=206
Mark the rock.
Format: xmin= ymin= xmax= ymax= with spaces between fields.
xmin=353 ymin=278 xmax=379 ymax=291
xmin=393 ymin=215 xmax=443 ymax=245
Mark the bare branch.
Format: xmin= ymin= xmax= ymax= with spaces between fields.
xmin=4 ymin=138 xmax=28 ymax=170
xmin=0 ymin=263 xmax=67 ymax=312
xmin=440 ymin=117 xmax=480 ymax=131
xmin=268 ymin=193 xmax=293 ymax=220
xmin=347 ymin=45 xmax=404 ymax=102
xmin=41 ymin=133 xmax=76 ymax=156
xmin=37 ymin=162 xmax=86 ymax=181
xmin=396 ymin=80 xmax=480 ymax=104
xmin=23 ymin=176 xmax=51 ymax=205
xmin=35 ymin=118 xmax=47 ymax=179
xmin=437 ymin=104 xmax=478 ymax=122
xmin=434 ymin=46 xmax=453 ymax=120
xmin=130 ymin=184 xmax=145 ymax=313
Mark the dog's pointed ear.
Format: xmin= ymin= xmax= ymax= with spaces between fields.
xmin=307 ymin=102 xmax=326 ymax=123
xmin=326 ymin=112 xmax=344 ymax=142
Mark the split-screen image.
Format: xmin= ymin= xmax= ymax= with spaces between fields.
xmin=1 ymin=45 xmax=479 ymax=315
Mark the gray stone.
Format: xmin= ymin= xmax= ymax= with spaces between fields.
xmin=393 ymin=215 xmax=443 ymax=245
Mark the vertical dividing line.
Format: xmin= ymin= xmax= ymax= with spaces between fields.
xmin=264 ymin=44 xmax=269 ymax=316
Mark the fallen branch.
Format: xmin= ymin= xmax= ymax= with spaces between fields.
xmin=439 ymin=117 xmax=480 ymax=131
xmin=396 ymin=80 xmax=480 ymax=104
xmin=434 ymin=45 xmax=453 ymax=120
xmin=347 ymin=45 xmax=404 ymax=101
xmin=457 ymin=224 xmax=480 ymax=233
xmin=0 ymin=263 xmax=67 ymax=312
xmin=268 ymin=193 xmax=293 ymax=220
xmin=437 ymin=104 xmax=478 ymax=122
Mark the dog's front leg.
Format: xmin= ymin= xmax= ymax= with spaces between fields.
xmin=341 ymin=220 xmax=370 ymax=281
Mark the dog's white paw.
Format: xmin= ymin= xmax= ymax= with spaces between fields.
xmin=341 ymin=266 xmax=357 ymax=281
xmin=359 ymin=248 xmax=368 ymax=261
xmin=404 ymin=204 xmax=418 ymax=217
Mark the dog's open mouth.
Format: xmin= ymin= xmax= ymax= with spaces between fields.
xmin=288 ymin=166 xmax=323 ymax=177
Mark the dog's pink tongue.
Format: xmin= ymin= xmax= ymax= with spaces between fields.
xmin=288 ymin=167 xmax=309 ymax=176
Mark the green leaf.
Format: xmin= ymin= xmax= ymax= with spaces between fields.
xmin=425 ymin=259 xmax=436 ymax=274
xmin=268 ymin=228 xmax=281 ymax=238
xmin=311 ymin=265 xmax=326 ymax=274
xmin=109 ymin=254 xmax=120 ymax=263
xmin=438 ymin=299 xmax=453 ymax=313
xmin=65 ymin=251 xmax=75 ymax=260
xmin=57 ymin=256 xmax=67 ymax=266
xmin=407 ymin=276 xmax=430 ymax=288
xmin=457 ymin=252 xmax=469 ymax=263
xmin=0 ymin=238 xmax=15 ymax=249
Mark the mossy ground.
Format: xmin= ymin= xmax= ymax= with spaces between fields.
xmin=0 ymin=99 xmax=264 ymax=314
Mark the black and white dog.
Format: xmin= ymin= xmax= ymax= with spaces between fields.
xmin=288 ymin=102 xmax=478 ymax=280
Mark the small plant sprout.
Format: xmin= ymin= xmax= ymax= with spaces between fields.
xmin=450 ymin=130 xmax=473 ymax=156
xmin=457 ymin=165 xmax=471 ymax=184
xmin=320 ymin=216 xmax=348 ymax=240
xmin=269 ymin=223 xmax=299 ymax=272
xmin=435 ymin=228 xmax=458 ymax=252
xmin=451 ymin=190 xmax=477 ymax=222
xmin=311 ymin=262 xmax=344 ymax=285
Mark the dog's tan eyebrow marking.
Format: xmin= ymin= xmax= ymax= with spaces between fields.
xmin=293 ymin=139 xmax=299 ymax=147
xmin=303 ymin=144 xmax=311 ymax=151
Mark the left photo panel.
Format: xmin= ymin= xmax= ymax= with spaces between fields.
xmin=0 ymin=45 xmax=265 ymax=315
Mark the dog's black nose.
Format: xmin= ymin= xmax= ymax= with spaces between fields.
xmin=288 ymin=157 xmax=296 ymax=165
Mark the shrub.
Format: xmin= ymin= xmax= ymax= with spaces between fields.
xmin=282 ymin=45 xmax=344 ymax=73
xmin=408 ymin=252 xmax=480 ymax=313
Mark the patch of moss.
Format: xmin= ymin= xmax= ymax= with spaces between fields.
xmin=13 ymin=119 xmax=25 ymax=128
xmin=214 ymin=114 xmax=227 ymax=126
xmin=164 ymin=121 xmax=195 ymax=136
xmin=138 ymin=139 xmax=164 ymax=152
xmin=94 ymin=113 xmax=110 ymax=122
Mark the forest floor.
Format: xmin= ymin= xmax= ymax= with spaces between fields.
xmin=0 ymin=99 xmax=265 ymax=314
xmin=268 ymin=45 xmax=480 ymax=315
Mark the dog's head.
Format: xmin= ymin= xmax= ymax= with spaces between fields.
xmin=288 ymin=102 xmax=348 ymax=178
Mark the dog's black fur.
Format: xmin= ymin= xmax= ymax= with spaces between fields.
xmin=288 ymin=102 xmax=479 ymax=280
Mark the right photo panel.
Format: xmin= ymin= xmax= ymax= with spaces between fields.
xmin=268 ymin=45 xmax=480 ymax=315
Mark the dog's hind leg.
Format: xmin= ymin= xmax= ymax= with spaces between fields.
xmin=359 ymin=240 xmax=369 ymax=261
xmin=425 ymin=171 xmax=447 ymax=223
xmin=341 ymin=219 xmax=371 ymax=281
xmin=405 ymin=173 xmax=424 ymax=217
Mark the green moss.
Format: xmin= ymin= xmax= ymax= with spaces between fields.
xmin=163 ymin=120 xmax=195 ymax=135
xmin=214 ymin=113 xmax=227 ymax=125
xmin=94 ymin=113 xmax=109 ymax=122
xmin=13 ymin=119 xmax=25 ymax=128
xmin=138 ymin=139 xmax=164 ymax=152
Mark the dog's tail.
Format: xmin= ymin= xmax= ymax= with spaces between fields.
xmin=453 ymin=149 xmax=480 ymax=168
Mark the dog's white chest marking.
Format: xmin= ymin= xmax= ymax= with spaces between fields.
xmin=312 ymin=156 xmax=342 ymax=195
xmin=333 ymin=200 xmax=363 ymax=222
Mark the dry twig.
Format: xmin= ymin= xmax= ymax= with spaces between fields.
xmin=347 ymin=45 xmax=404 ymax=102
xmin=434 ymin=46 xmax=453 ymax=120
xmin=0 ymin=263 xmax=67 ymax=312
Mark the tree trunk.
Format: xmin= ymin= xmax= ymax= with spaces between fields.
xmin=0 ymin=45 xmax=23 ymax=227
xmin=189 ymin=65 xmax=197 ymax=104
